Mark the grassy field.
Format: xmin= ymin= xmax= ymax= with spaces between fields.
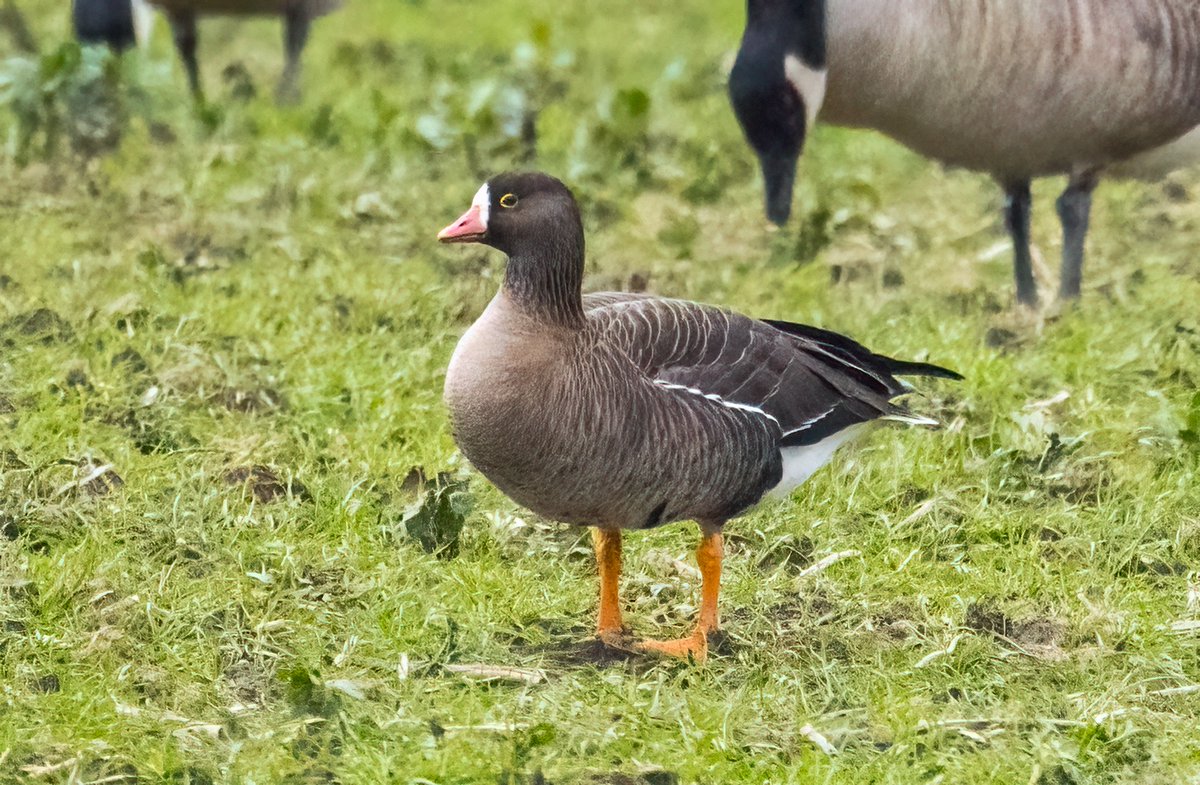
xmin=2 ymin=1 xmax=1200 ymax=782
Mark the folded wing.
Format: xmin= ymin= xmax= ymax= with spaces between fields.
xmin=585 ymin=293 xmax=958 ymax=447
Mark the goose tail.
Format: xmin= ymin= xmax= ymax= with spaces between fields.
xmin=880 ymin=358 xmax=963 ymax=381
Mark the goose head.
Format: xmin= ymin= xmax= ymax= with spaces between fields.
xmin=439 ymin=172 xmax=586 ymax=324
xmin=438 ymin=172 xmax=582 ymax=255
xmin=729 ymin=0 xmax=827 ymax=225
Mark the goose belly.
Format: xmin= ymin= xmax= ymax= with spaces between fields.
xmin=838 ymin=98 xmax=1200 ymax=181
xmin=150 ymin=0 xmax=340 ymax=15
xmin=1109 ymin=125 xmax=1200 ymax=180
xmin=151 ymin=0 xmax=286 ymax=13
xmin=853 ymin=112 xmax=1084 ymax=179
xmin=450 ymin=374 xmax=782 ymax=529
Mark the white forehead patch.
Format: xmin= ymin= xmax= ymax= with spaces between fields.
xmin=472 ymin=183 xmax=490 ymax=229
xmin=784 ymin=54 xmax=827 ymax=131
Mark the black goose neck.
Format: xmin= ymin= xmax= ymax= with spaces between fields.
xmin=502 ymin=224 xmax=586 ymax=328
xmin=745 ymin=0 xmax=826 ymax=66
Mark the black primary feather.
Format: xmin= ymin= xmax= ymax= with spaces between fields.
xmin=761 ymin=319 xmax=964 ymax=383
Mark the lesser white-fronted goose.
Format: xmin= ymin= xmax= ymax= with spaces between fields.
xmin=729 ymin=0 xmax=1200 ymax=305
xmin=438 ymin=172 xmax=961 ymax=661
xmin=72 ymin=0 xmax=340 ymax=102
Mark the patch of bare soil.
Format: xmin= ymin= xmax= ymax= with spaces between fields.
xmin=508 ymin=619 xmax=733 ymax=669
xmin=223 ymin=465 xmax=310 ymax=503
xmin=579 ymin=771 xmax=679 ymax=785
xmin=511 ymin=624 xmax=639 ymax=668
xmin=222 ymin=657 xmax=273 ymax=708
xmin=965 ymin=602 xmax=1068 ymax=661
xmin=217 ymin=386 xmax=286 ymax=414
xmin=869 ymin=600 xmax=930 ymax=643
xmin=1 ymin=308 xmax=73 ymax=344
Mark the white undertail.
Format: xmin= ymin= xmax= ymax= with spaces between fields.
xmin=768 ymin=423 xmax=868 ymax=498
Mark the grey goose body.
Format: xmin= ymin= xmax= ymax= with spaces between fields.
xmin=438 ymin=172 xmax=960 ymax=660
xmin=73 ymin=0 xmax=340 ymax=102
xmin=446 ymin=292 xmax=782 ymax=530
xmin=731 ymin=0 xmax=1200 ymax=305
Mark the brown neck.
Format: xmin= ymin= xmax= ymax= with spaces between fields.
xmin=501 ymin=222 xmax=586 ymax=329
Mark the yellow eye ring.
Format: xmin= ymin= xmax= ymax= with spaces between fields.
xmin=499 ymin=193 xmax=518 ymax=208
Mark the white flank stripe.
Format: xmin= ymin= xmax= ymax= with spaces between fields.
xmin=655 ymin=381 xmax=779 ymax=425
xmin=782 ymin=404 xmax=838 ymax=437
xmin=881 ymin=413 xmax=939 ymax=427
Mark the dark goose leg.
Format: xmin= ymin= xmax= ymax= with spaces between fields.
xmin=1057 ymin=172 xmax=1099 ymax=301
xmin=1003 ymin=180 xmax=1038 ymax=307
xmin=637 ymin=527 xmax=722 ymax=663
xmin=277 ymin=4 xmax=311 ymax=104
xmin=166 ymin=10 xmax=202 ymax=100
xmin=592 ymin=528 xmax=625 ymax=646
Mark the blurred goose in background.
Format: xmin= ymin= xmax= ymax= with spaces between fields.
xmin=72 ymin=0 xmax=149 ymax=52
xmin=437 ymin=171 xmax=960 ymax=662
xmin=729 ymin=0 xmax=1200 ymax=306
xmin=72 ymin=0 xmax=340 ymax=102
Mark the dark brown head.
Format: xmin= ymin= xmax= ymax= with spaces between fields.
xmin=439 ymin=172 xmax=586 ymax=324
xmin=439 ymin=172 xmax=581 ymax=254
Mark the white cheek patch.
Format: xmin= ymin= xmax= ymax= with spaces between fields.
xmin=472 ymin=183 xmax=490 ymax=229
xmin=784 ymin=54 xmax=827 ymax=131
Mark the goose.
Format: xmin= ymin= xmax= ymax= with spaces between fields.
xmin=73 ymin=0 xmax=145 ymax=52
xmin=437 ymin=171 xmax=961 ymax=661
xmin=72 ymin=0 xmax=340 ymax=102
xmin=728 ymin=0 xmax=1200 ymax=306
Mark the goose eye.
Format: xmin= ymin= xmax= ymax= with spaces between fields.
xmin=499 ymin=193 xmax=518 ymax=209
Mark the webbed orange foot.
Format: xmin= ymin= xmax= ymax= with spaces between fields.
xmin=636 ymin=630 xmax=710 ymax=663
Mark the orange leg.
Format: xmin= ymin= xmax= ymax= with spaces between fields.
xmin=637 ymin=529 xmax=722 ymax=663
xmin=592 ymin=528 xmax=626 ymax=646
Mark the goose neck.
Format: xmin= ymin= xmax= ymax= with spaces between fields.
xmin=747 ymin=0 xmax=827 ymax=63
xmin=502 ymin=235 xmax=586 ymax=328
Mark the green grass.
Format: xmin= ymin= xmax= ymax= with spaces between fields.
xmin=2 ymin=1 xmax=1199 ymax=782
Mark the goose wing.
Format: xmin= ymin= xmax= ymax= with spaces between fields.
xmin=584 ymin=293 xmax=958 ymax=446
